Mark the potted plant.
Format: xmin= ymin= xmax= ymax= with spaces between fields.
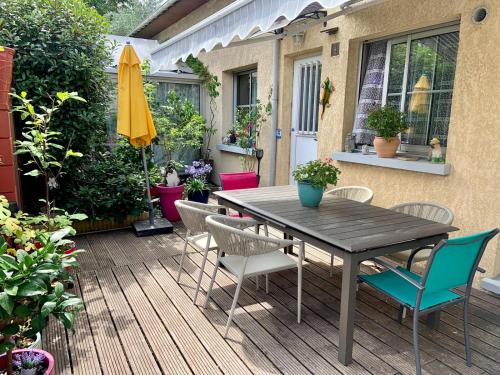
xmin=0 ymin=45 xmax=15 ymax=110
xmin=8 ymin=349 xmax=52 ymax=375
xmin=184 ymin=178 xmax=210 ymax=203
xmin=366 ymin=106 xmax=409 ymax=158
xmin=149 ymin=90 xmax=207 ymax=221
xmin=233 ymin=99 xmax=272 ymax=171
xmin=292 ymin=158 xmax=341 ymax=207
xmin=0 ymin=196 xmax=83 ymax=375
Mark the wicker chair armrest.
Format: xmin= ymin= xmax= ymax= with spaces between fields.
xmin=371 ymin=258 xmax=424 ymax=290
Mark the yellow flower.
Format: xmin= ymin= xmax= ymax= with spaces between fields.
xmin=7 ymin=248 xmax=17 ymax=256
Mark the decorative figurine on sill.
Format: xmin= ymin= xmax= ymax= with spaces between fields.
xmin=361 ymin=144 xmax=369 ymax=155
xmin=428 ymin=137 xmax=445 ymax=164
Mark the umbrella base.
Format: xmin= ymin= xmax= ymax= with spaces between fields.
xmin=133 ymin=218 xmax=173 ymax=237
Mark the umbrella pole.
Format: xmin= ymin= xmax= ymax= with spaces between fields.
xmin=142 ymin=147 xmax=155 ymax=226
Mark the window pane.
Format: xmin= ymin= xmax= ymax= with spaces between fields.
xmin=434 ymin=32 xmax=459 ymax=90
xmin=387 ymin=42 xmax=406 ymax=94
xmin=386 ymin=94 xmax=402 ymax=110
xmin=250 ymin=71 xmax=257 ymax=106
xmin=237 ymin=73 xmax=250 ymax=106
xmin=403 ymin=31 xmax=458 ymax=147
xmin=157 ymin=82 xmax=201 ymax=110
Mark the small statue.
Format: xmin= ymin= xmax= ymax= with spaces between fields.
xmin=428 ymin=137 xmax=444 ymax=163
xmin=166 ymin=169 xmax=180 ymax=187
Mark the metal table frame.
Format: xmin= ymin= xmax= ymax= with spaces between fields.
xmin=215 ymin=187 xmax=456 ymax=366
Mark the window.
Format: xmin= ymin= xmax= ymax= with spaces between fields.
xmin=234 ymin=69 xmax=257 ymax=116
xmin=354 ymin=26 xmax=459 ymax=152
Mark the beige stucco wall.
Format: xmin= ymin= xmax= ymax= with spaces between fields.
xmin=154 ymin=0 xmax=500 ymax=280
xmin=273 ymin=0 xmax=500 ymax=279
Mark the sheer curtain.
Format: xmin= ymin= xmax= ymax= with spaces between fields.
xmin=352 ymin=41 xmax=387 ymax=145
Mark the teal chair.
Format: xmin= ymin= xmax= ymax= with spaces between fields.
xmin=359 ymin=229 xmax=499 ymax=375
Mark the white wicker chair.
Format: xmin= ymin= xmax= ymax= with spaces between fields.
xmin=387 ymin=202 xmax=454 ymax=267
xmin=325 ymin=186 xmax=374 ymax=276
xmin=175 ymin=200 xmax=227 ymax=305
xmin=205 ymin=215 xmax=305 ymax=337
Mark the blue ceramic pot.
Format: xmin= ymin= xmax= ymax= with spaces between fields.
xmin=297 ymin=182 xmax=324 ymax=207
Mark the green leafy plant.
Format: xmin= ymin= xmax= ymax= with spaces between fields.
xmin=152 ymin=91 xmax=207 ymax=174
xmin=184 ymin=178 xmax=208 ymax=196
xmin=292 ymin=158 xmax=341 ymax=189
xmin=186 ymin=55 xmax=221 ymax=160
xmin=10 ymin=91 xmax=87 ymax=230
xmin=233 ymin=99 xmax=272 ymax=171
xmin=366 ymin=106 xmax=409 ymax=141
xmin=106 ymin=0 xmax=160 ymax=35
xmin=0 ymin=0 xmax=112 ymax=212
xmin=0 ymin=197 xmax=83 ymax=375
xmin=60 ymin=140 xmax=148 ymax=220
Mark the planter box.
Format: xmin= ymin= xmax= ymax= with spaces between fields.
xmin=72 ymin=212 xmax=149 ymax=234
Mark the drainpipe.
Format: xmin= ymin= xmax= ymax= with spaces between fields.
xmin=269 ymin=34 xmax=281 ymax=186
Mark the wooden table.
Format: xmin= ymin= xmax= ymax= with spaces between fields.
xmin=214 ymin=185 xmax=458 ymax=366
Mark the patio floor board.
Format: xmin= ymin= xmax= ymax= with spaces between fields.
xmin=42 ymin=227 xmax=500 ymax=375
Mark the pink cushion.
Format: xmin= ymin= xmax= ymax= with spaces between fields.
xmin=229 ymin=212 xmax=252 ymax=218
xmin=219 ymin=172 xmax=259 ymax=190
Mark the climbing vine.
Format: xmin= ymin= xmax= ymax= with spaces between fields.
xmin=186 ymin=55 xmax=221 ymax=160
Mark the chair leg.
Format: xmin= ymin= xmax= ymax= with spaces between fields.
xmin=330 ymin=255 xmax=334 ymax=277
xmin=224 ymin=271 xmax=245 ymax=338
xmin=464 ymin=299 xmax=472 ymax=366
xmin=265 ymin=274 xmax=269 ymax=294
xmin=399 ymin=256 xmax=416 ymax=322
xmin=176 ymin=232 xmax=190 ymax=283
xmin=413 ymin=311 xmax=422 ymax=375
xmin=194 ymin=234 xmax=211 ymax=305
xmin=203 ymin=253 xmax=221 ymax=309
xmin=255 ymin=275 xmax=259 ymax=290
xmin=297 ymin=242 xmax=304 ymax=323
xmin=263 ymin=223 xmax=269 ymax=237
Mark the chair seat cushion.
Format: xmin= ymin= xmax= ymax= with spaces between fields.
xmin=360 ymin=267 xmax=461 ymax=310
xmin=220 ymin=250 xmax=297 ymax=278
xmin=388 ymin=248 xmax=432 ymax=263
xmin=189 ymin=233 xmax=218 ymax=251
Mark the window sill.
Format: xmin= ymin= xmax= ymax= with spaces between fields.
xmin=216 ymin=143 xmax=253 ymax=156
xmin=332 ymin=151 xmax=451 ymax=176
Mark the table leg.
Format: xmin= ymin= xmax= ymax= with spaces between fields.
xmin=426 ymin=310 xmax=441 ymax=329
xmin=339 ymin=255 xmax=359 ymax=365
xmin=284 ymin=233 xmax=294 ymax=254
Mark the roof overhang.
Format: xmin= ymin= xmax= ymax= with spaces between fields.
xmin=131 ymin=0 xmax=210 ymax=39
xmin=151 ymin=0 xmax=385 ymax=70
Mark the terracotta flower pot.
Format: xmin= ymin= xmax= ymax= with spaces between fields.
xmin=373 ymin=136 xmax=400 ymax=158
xmin=0 ymin=47 xmax=15 ymax=110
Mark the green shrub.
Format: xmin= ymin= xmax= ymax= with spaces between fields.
xmin=61 ymin=140 xmax=153 ymax=220
xmin=0 ymin=0 xmax=112 ymax=210
xmin=106 ymin=0 xmax=160 ymax=36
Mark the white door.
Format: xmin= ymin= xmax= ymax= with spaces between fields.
xmin=289 ymin=56 xmax=322 ymax=184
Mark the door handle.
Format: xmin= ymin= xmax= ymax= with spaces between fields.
xmin=314 ymin=138 xmax=318 ymax=141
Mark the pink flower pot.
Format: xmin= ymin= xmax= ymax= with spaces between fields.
xmin=158 ymin=185 xmax=184 ymax=222
xmin=0 ymin=349 xmax=55 ymax=375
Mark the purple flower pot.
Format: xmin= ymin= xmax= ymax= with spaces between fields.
xmin=158 ymin=185 xmax=184 ymax=222
xmin=0 ymin=349 xmax=55 ymax=375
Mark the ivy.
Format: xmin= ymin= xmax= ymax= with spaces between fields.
xmin=185 ymin=55 xmax=221 ymax=160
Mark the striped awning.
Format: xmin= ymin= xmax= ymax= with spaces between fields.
xmin=151 ymin=0 xmax=351 ymax=70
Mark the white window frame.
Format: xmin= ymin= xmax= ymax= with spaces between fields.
xmin=359 ymin=24 xmax=459 ymax=154
xmin=233 ymin=69 xmax=257 ymax=120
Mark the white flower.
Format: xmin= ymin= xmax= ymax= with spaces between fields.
xmin=48 ymin=177 xmax=59 ymax=190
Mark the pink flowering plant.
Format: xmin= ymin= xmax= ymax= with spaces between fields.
xmin=292 ymin=158 xmax=341 ymax=189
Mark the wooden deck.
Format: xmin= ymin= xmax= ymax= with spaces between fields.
xmin=43 ymin=223 xmax=500 ymax=375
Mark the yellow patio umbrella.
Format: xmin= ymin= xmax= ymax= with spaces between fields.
xmin=117 ymin=43 xmax=169 ymax=234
